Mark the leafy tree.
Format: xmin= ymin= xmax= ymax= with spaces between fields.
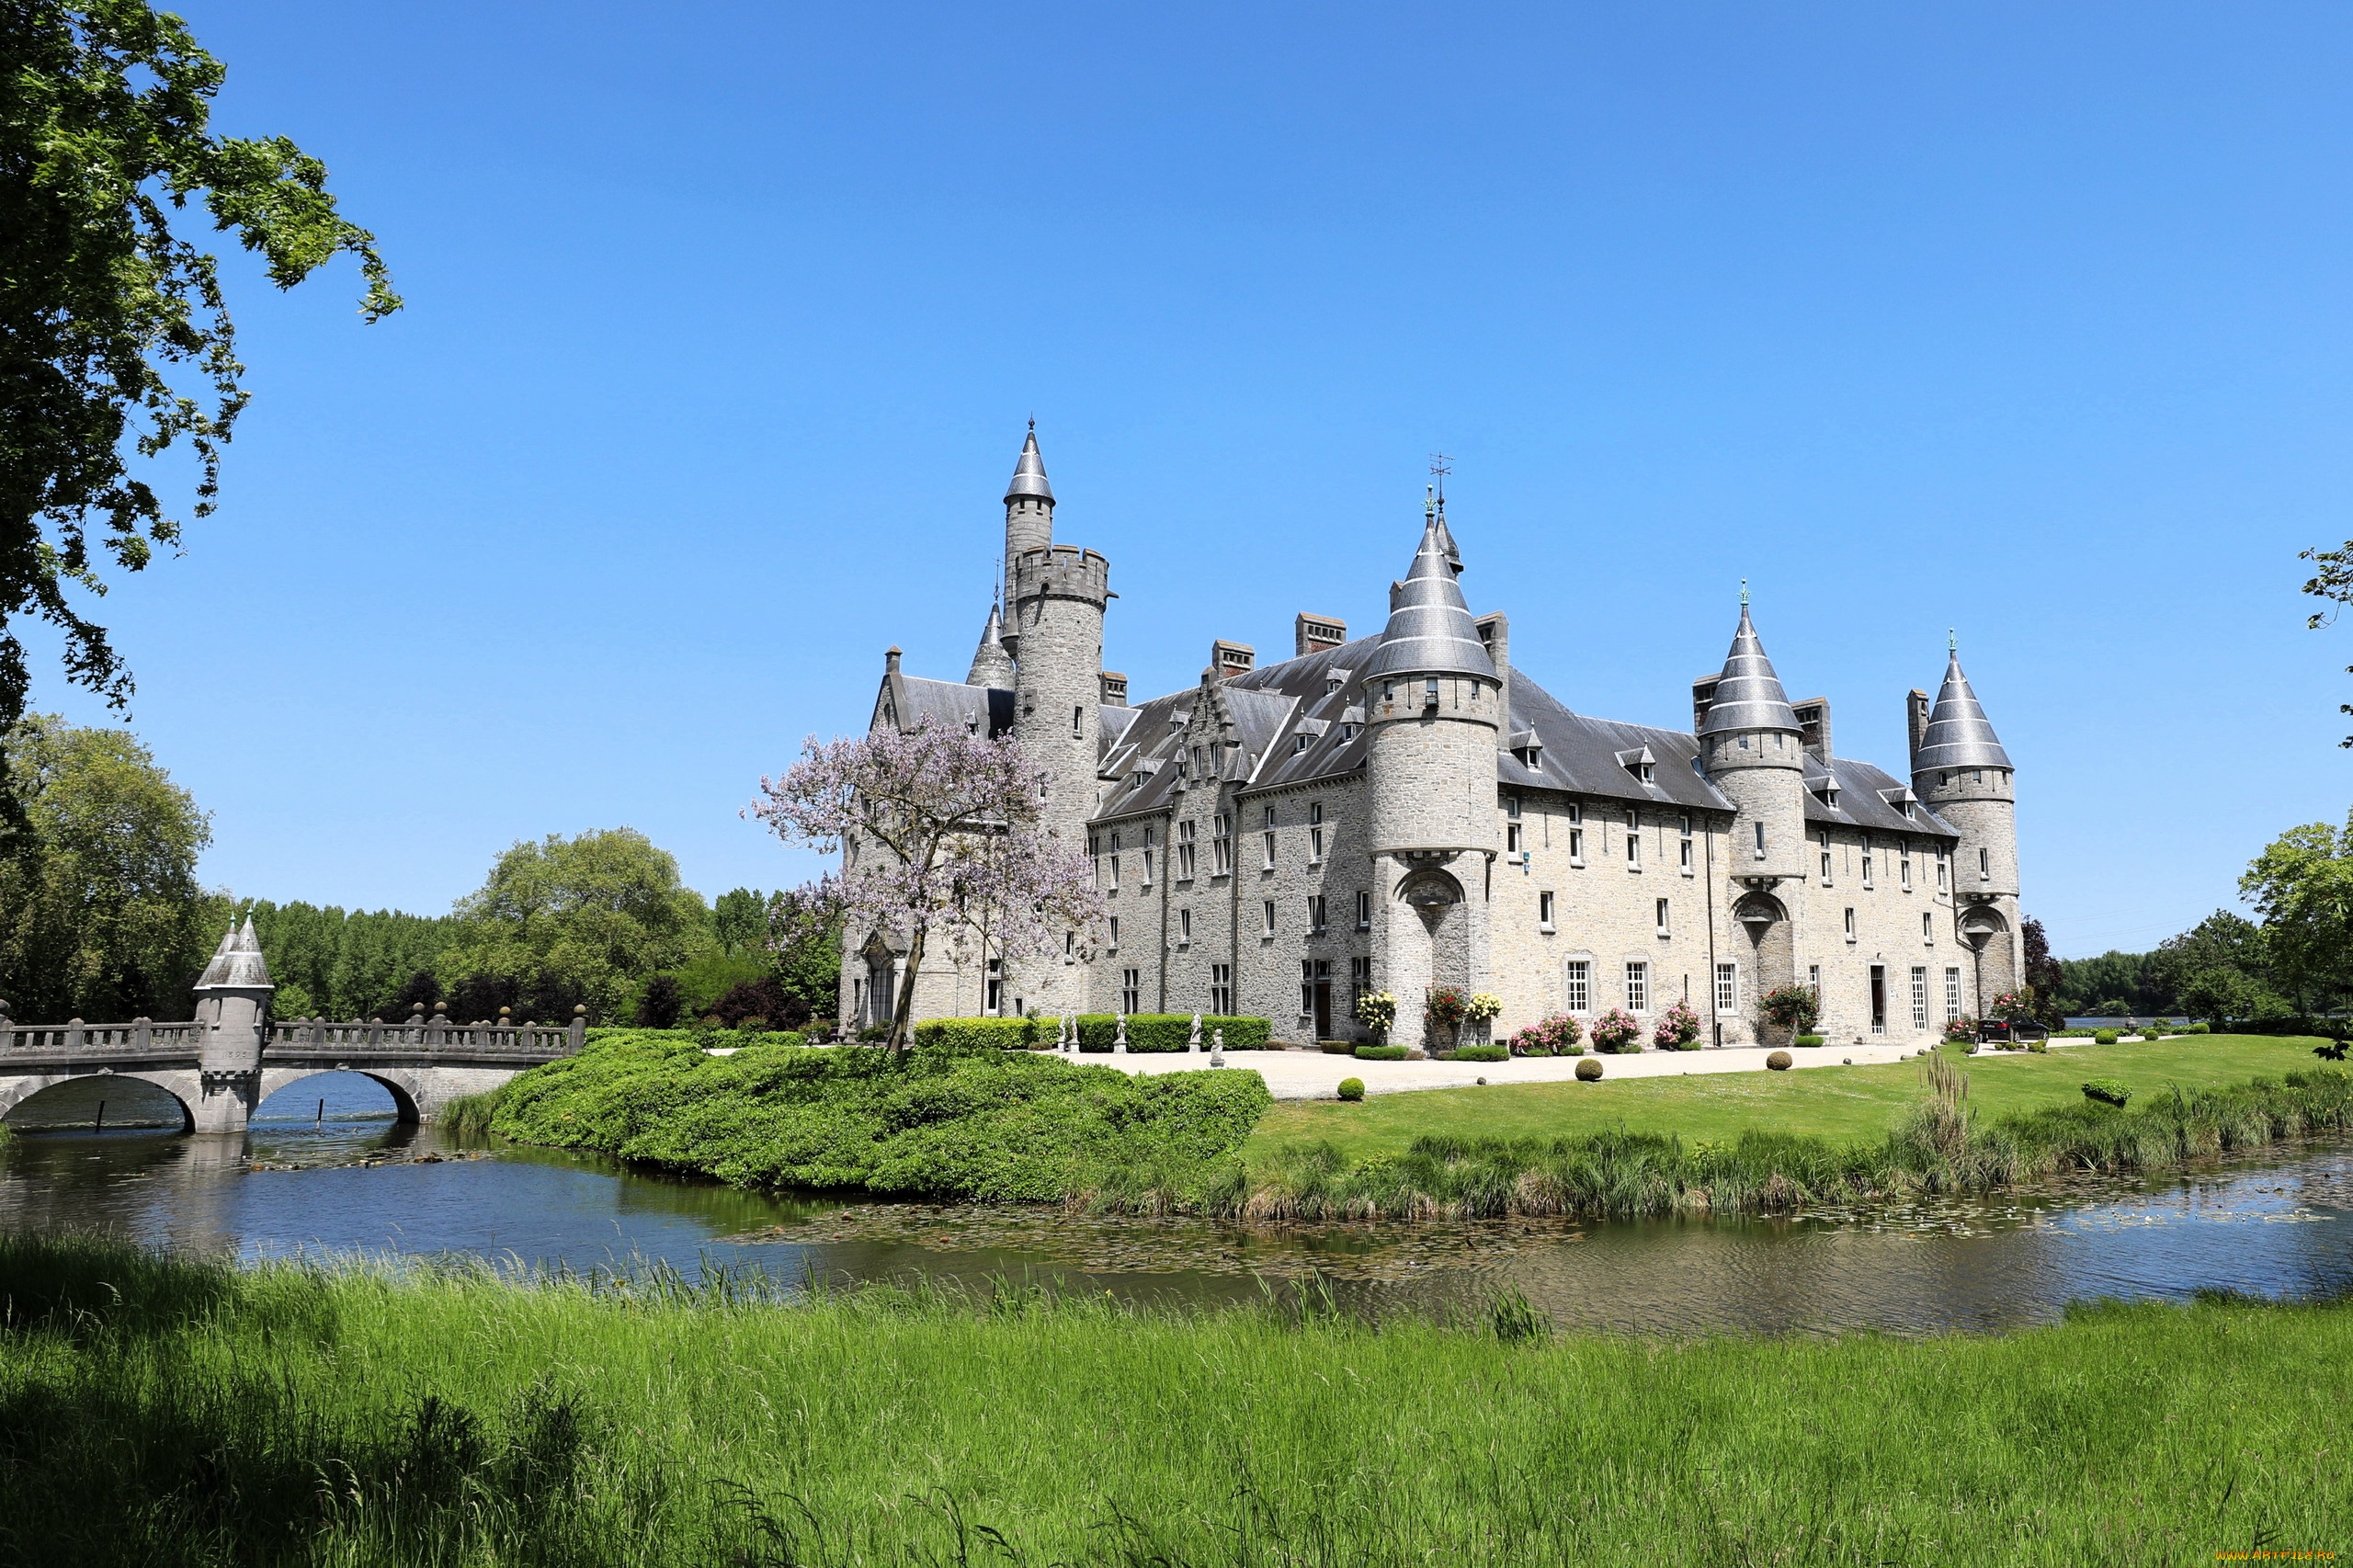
xmin=437 ymin=828 xmax=708 ymax=1024
xmin=244 ymin=899 xmax=455 ymax=1018
xmin=764 ymin=892 xmax=841 ymax=1024
xmin=2 ymin=3 xmax=397 ymax=783
xmin=0 ymin=713 xmax=211 ymax=1022
xmin=2174 ymin=966 xmax=2285 ymax=1030
xmin=751 ymin=723 xmax=1106 ymax=1053
xmin=634 ymin=972 xmax=682 ymax=1029
xmin=2020 ymin=917 xmax=2065 ymax=1025
xmin=2239 ymin=815 xmax=2353 ymax=1013
xmin=712 ymin=887 xmax=766 ymax=957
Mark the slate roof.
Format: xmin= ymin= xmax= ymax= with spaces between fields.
xmin=1697 ymin=605 xmax=1801 ymax=736
xmin=1914 ymin=652 xmax=2012 ymax=771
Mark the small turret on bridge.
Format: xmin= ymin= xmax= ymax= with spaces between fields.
xmin=0 ymin=919 xmax=584 ymax=1135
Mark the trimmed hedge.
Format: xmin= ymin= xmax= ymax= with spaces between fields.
xmin=1336 ymin=1077 xmax=1365 ymax=1102
xmin=2084 ymin=1078 xmax=2132 ymax=1108
xmin=1793 ymin=1034 xmax=1825 ymax=1049
xmin=913 ymin=1017 xmax=1041 ymax=1050
xmin=1354 ymin=1045 xmax=1410 ymax=1062
xmin=1443 ymin=1045 xmax=1509 ymax=1062
xmin=1574 ymin=1058 xmax=1603 ymax=1081
xmin=473 ymin=1030 xmax=1273 ymax=1202
xmin=1067 ymin=1014 xmax=1271 ymax=1052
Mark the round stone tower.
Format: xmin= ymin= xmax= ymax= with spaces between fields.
xmin=1698 ymin=599 xmax=1807 ymax=1029
xmin=1910 ymin=644 xmax=2019 ymax=1008
xmin=1008 ymin=524 xmax=1108 ymax=1017
xmin=1360 ymin=505 xmax=1501 ymax=1051
xmin=999 ymin=424 xmax=1054 ymax=658
xmin=191 ymin=915 xmax=274 ymax=1134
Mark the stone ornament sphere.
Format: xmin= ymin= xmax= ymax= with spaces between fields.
xmin=1574 ymin=1058 xmax=1603 ymax=1082
xmin=1767 ymin=1050 xmax=1794 ymax=1071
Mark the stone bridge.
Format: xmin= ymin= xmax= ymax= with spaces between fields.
xmin=0 ymin=919 xmax=581 ymax=1135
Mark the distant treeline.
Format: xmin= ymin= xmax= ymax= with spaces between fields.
xmin=241 ymin=902 xmax=457 ymax=1022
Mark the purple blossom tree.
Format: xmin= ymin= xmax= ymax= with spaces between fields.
xmin=749 ymin=722 xmax=1107 ymax=1053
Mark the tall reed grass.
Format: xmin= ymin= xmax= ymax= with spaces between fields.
xmin=0 ymin=1231 xmax=2342 ymax=1565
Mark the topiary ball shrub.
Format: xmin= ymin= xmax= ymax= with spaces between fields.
xmin=2083 ymin=1078 xmax=2131 ymax=1108
xmin=2094 ymin=1028 xmax=2120 ymax=1045
xmin=1574 ymin=1057 xmax=1603 ymax=1081
xmin=1766 ymin=1050 xmax=1793 ymax=1071
xmin=1793 ymin=1034 xmax=1825 ymax=1049
xmin=1354 ymin=1044 xmax=1410 ymax=1062
xmin=1336 ymin=1076 xmax=1365 ymax=1102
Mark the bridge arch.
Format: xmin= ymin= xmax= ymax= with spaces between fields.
xmin=0 ymin=1071 xmax=196 ymax=1131
xmin=256 ymin=1066 xmax=423 ymax=1125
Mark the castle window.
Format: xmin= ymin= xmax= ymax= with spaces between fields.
xmin=1936 ymin=846 xmax=1948 ymax=890
xmin=1844 ymin=907 xmax=1857 ymax=942
xmin=1308 ymin=894 xmax=1327 ymax=934
xmin=1900 ymin=840 xmax=1913 ymax=890
xmin=1715 ymin=962 xmax=1738 ymax=1015
xmin=1820 ymin=835 xmax=1834 ymax=884
xmin=1262 ymin=900 xmax=1277 ymax=937
xmin=1122 ymin=969 xmax=1142 ymax=1014
xmin=1294 ymin=733 xmax=1309 ymax=753
xmin=1108 ymin=915 xmax=1120 ymax=949
xmin=1752 ymin=822 xmax=1767 ymax=858
xmin=1978 ymin=847 xmax=1990 ymax=878
xmin=1922 ymin=911 xmax=1934 ymax=944
xmin=1655 ymin=898 xmax=1671 ymax=937
xmin=1945 ymin=966 xmax=1962 ymax=1020
xmin=1262 ymin=808 xmax=1277 ymax=870
xmin=1563 ymin=960 xmax=1591 ymax=1013
xmin=1311 ymin=825 xmax=1324 ymax=862
xmin=1860 ymin=835 xmax=1874 ymax=888
xmin=1626 ymin=812 xmax=1642 ymax=869
xmin=1971 ymin=770 xmax=1983 ymax=784
xmin=1065 ymin=931 xmax=1075 ymax=957
xmin=1624 ymin=961 xmax=1650 ymax=1013
xmin=1177 ymin=820 xmax=1197 ymax=880
xmin=1178 ymin=908 xmax=1192 ymax=945
xmin=1506 ymin=794 xmax=1521 ymax=819
xmin=1739 ymin=735 xmax=1751 ymax=750
xmin=1141 ymin=847 xmax=1154 ymax=886
xmin=1539 ymin=891 xmax=1555 ymax=931
xmin=1310 ymin=802 xmax=1324 ymax=824
xmin=1211 ymin=964 xmax=1233 ymax=1015
xmin=1424 ymin=677 xmax=1440 ymax=709
xmin=1351 ymin=957 xmax=1371 ymax=1011
xmin=1213 ymin=814 xmax=1233 ymax=875
xmin=1506 ymin=821 xmax=1524 ymax=854
xmin=1910 ymin=966 xmax=1929 ymax=1030
xmin=986 ymin=959 xmax=1002 ymax=1016
xmin=1569 ymin=826 xmax=1586 ymax=866
xmin=1678 ymin=835 xmax=1693 ymax=876
xmin=1073 ymin=706 xmax=1083 ymax=738
xmin=1809 ymin=964 xmax=1821 ymax=993
xmin=1107 ymin=854 xmax=1120 ymax=892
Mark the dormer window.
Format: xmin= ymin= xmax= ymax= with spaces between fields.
xmin=1327 ymin=677 xmax=1344 ymax=695
xmin=1294 ymin=733 xmax=1309 ymax=753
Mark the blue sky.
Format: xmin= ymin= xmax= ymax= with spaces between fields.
xmin=32 ymin=1 xmax=2353 ymax=956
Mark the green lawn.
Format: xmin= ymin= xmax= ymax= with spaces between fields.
xmin=1245 ymin=1033 xmax=2333 ymax=1165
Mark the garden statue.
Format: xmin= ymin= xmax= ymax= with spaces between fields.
xmin=1113 ymin=1014 xmax=1128 ymax=1053
xmin=1188 ymin=1013 xmax=1202 ymax=1052
xmin=1211 ymin=1027 xmax=1224 ymax=1068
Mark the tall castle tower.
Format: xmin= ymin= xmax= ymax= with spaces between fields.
xmin=1910 ymin=644 xmax=2019 ymax=1007
xmin=1697 ymin=597 xmax=1807 ymax=1023
xmin=1003 ymin=427 xmax=1107 ymax=1017
xmin=1360 ymin=500 xmax=1501 ymax=1051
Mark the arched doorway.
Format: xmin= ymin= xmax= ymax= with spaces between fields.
xmin=1733 ymin=890 xmax=1795 ymax=1041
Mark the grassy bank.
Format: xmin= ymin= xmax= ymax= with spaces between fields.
xmin=457 ymin=1030 xmax=1270 ymax=1203
xmin=1249 ymin=1034 xmax=2332 ymax=1162
xmin=0 ymin=1233 xmax=2343 ymax=1566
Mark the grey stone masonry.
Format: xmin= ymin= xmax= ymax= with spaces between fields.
xmin=845 ymin=431 xmax=2025 ymax=1058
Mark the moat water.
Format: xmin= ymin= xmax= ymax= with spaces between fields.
xmin=4 ymin=1073 xmax=2350 ymax=1334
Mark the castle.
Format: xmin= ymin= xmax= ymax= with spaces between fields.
xmin=841 ymin=429 xmax=2022 ymax=1051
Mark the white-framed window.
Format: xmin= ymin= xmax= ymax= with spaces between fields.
xmin=1945 ymin=966 xmax=1962 ymax=1020
xmin=985 ymin=958 xmax=1003 ymax=1016
xmin=1563 ymin=959 xmax=1591 ymax=1013
xmin=1678 ymin=834 xmax=1694 ymax=875
xmin=1262 ymin=806 xmax=1278 ymax=869
xmin=1308 ymin=894 xmax=1327 ymax=934
xmin=1506 ymin=820 xmax=1524 ymax=853
xmin=1178 ymin=908 xmax=1192 ymax=945
xmin=1311 ymin=826 xmax=1325 ymax=863
xmin=1108 ymin=915 xmax=1120 ymax=949
xmin=1262 ymin=899 xmax=1277 ymax=936
xmin=1310 ymin=802 xmax=1324 ymax=825
xmin=1625 ymin=960 xmax=1650 ymax=1012
xmin=1860 ymin=835 xmax=1874 ymax=888
xmin=1808 ymin=963 xmax=1821 ymax=994
xmin=1300 ymin=960 xmax=1316 ymax=1017
xmin=1569 ymin=824 xmax=1586 ymax=865
xmin=1350 ymin=956 xmax=1371 ymax=1011
xmin=1626 ymin=812 xmax=1643 ymax=869
xmin=1909 ymin=966 xmax=1928 ymax=1030
xmin=1922 ymin=911 xmax=1934 ymax=944
xmin=1900 ymin=840 xmax=1912 ymax=891
xmin=1213 ymin=813 xmax=1233 ymax=875
xmin=1820 ymin=837 xmax=1834 ymax=884
xmin=1752 ymin=821 xmax=1767 ymax=858
xmin=1177 ymin=819 xmax=1197 ymax=880
xmin=1936 ymin=846 xmax=1949 ymax=891
xmin=1539 ymin=891 xmax=1556 ymax=931
xmin=1141 ymin=846 xmax=1154 ymax=886
xmin=1355 ymin=890 xmax=1371 ymax=930
xmin=1121 ymin=968 xmax=1142 ymax=1014
xmin=1211 ymin=963 xmax=1233 ymax=1016
xmin=1844 ymin=907 xmax=1857 ymax=942
xmin=1506 ymin=793 xmax=1522 ymax=820
xmin=1654 ymin=897 xmax=1671 ymax=937
xmin=1714 ymin=962 xmax=1738 ymax=1015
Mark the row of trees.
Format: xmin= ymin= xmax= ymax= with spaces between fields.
xmin=0 ymin=715 xmax=835 ymax=1027
xmin=2049 ymin=809 xmax=2353 ymax=1023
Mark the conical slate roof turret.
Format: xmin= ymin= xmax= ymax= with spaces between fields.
xmin=1697 ymin=601 xmax=1800 ymax=736
xmin=966 ymin=600 xmax=1016 ymax=687
xmin=1360 ymin=515 xmax=1496 ymax=681
xmin=1915 ymin=649 xmax=2012 ymax=770
xmin=1004 ymin=425 xmax=1054 ymax=505
xmin=194 ymin=915 xmax=273 ymax=990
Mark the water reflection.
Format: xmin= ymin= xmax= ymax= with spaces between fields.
xmin=1 ymin=1075 xmax=2348 ymax=1334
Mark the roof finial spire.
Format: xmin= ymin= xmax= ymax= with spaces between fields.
xmin=1949 ymin=627 xmax=1958 ymax=653
xmin=1740 ymin=578 xmax=1750 ymax=608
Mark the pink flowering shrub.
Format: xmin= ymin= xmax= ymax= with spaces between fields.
xmin=1652 ymin=999 xmax=1702 ymax=1050
xmin=1591 ymin=1007 xmax=1643 ymax=1053
xmin=1511 ymin=1014 xmax=1584 ymax=1056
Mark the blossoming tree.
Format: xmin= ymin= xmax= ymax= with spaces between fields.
xmin=750 ymin=722 xmax=1107 ymax=1053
